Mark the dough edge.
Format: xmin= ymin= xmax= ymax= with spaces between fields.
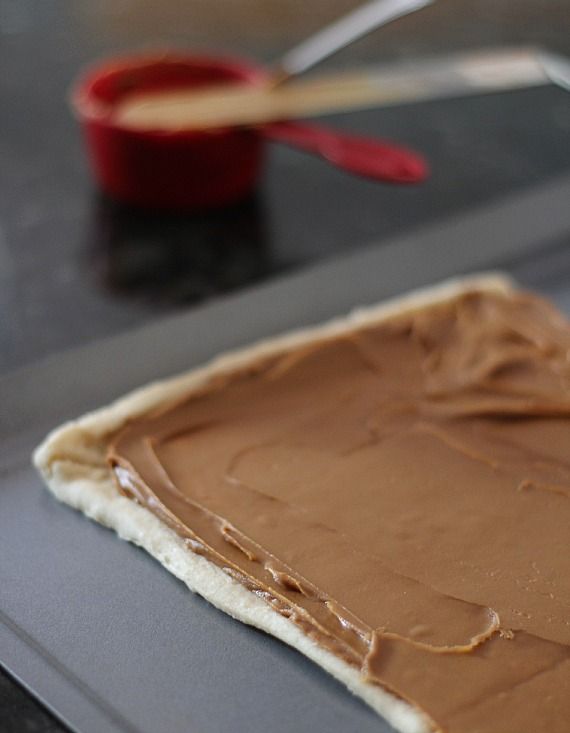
xmin=33 ymin=273 xmax=515 ymax=733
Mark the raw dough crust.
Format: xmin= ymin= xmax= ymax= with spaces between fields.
xmin=34 ymin=273 xmax=514 ymax=733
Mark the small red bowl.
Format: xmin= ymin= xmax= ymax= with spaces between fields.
xmin=71 ymin=52 xmax=268 ymax=210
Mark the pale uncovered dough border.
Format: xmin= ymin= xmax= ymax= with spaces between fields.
xmin=33 ymin=273 xmax=514 ymax=733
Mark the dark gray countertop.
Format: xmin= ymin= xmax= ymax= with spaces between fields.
xmin=1 ymin=1 xmax=569 ymax=731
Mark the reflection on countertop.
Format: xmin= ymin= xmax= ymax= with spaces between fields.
xmin=87 ymin=192 xmax=277 ymax=305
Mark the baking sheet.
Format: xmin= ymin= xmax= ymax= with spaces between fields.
xmin=2 ymin=173 xmax=570 ymax=733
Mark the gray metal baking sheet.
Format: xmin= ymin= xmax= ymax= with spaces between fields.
xmin=2 ymin=173 xmax=570 ymax=733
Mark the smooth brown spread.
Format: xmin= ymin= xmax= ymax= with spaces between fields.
xmin=109 ymin=290 xmax=570 ymax=733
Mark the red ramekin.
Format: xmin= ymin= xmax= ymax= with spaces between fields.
xmin=71 ymin=52 xmax=268 ymax=210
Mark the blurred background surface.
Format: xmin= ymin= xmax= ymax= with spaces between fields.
xmin=2 ymin=0 xmax=570 ymax=372
xmin=1 ymin=1 xmax=570 ymax=729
